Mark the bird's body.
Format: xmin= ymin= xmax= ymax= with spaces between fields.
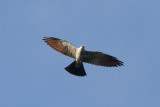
xmin=76 ymin=46 xmax=84 ymax=63
xmin=43 ymin=37 xmax=123 ymax=76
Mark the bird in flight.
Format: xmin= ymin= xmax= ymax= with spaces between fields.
xmin=43 ymin=37 xmax=123 ymax=76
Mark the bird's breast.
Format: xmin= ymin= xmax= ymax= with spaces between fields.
xmin=76 ymin=48 xmax=83 ymax=63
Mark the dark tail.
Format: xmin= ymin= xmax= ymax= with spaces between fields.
xmin=65 ymin=61 xmax=86 ymax=76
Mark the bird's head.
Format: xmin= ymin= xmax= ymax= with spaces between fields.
xmin=80 ymin=45 xmax=85 ymax=49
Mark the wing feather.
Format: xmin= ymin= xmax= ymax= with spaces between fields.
xmin=82 ymin=51 xmax=123 ymax=67
xmin=43 ymin=37 xmax=77 ymax=59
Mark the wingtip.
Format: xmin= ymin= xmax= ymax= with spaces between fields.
xmin=42 ymin=37 xmax=60 ymax=41
xmin=42 ymin=37 xmax=48 ymax=41
xmin=118 ymin=61 xmax=124 ymax=67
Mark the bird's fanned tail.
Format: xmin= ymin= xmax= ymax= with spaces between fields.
xmin=65 ymin=61 xmax=86 ymax=76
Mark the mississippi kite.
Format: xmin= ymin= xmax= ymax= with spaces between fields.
xmin=43 ymin=37 xmax=123 ymax=76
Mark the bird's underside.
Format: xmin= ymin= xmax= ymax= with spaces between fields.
xmin=43 ymin=37 xmax=124 ymax=76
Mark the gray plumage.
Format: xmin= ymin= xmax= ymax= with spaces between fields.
xmin=43 ymin=37 xmax=123 ymax=76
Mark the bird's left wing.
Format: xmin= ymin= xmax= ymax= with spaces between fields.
xmin=82 ymin=51 xmax=123 ymax=67
xmin=43 ymin=37 xmax=77 ymax=59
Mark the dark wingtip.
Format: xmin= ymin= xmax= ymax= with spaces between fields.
xmin=118 ymin=60 xmax=124 ymax=66
xmin=42 ymin=37 xmax=48 ymax=41
xmin=114 ymin=60 xmax=124 ymax=67
xmin=43 ymin=37 xmax=60 ymax=41
xmin=108 ymin=56 xmax=124 ymax=67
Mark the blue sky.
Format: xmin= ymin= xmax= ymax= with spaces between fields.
xmin=0 ymin=0 xmax=160 ymax=107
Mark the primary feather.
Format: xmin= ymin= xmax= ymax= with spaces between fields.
xmin=43 ymin=37 xmax=77 ymax=59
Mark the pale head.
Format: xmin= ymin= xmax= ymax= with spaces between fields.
xmin=80 ymin=45 xmax=85 ymax=49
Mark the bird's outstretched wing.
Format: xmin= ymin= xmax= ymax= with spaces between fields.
xmin=82 ymin=51 xmax=123 ymax=67
xmin=43 ymin=37 xmax=77 ymax=59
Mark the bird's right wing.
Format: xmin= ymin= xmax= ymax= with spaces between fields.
xmin=43 ymin=37 xmax=77 ymax=59
xmin=82 ymin=51 xmax=123 ymax=67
